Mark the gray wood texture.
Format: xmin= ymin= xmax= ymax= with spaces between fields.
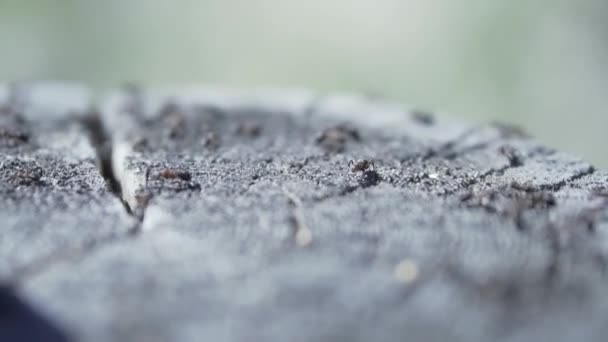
xmin=0 ymin=83 xmax=136 ymax=283
xmin=2 ymin=84 xmax=608 ymax=341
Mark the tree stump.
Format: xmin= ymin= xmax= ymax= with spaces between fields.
xmin=1 ymin=83 xmax=607 ymax=342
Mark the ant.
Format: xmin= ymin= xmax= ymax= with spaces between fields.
xmin=348 ymin=159 xmax=375 ymax=172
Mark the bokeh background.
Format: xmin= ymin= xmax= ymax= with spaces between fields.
xmin=1 ymin=0 xmax=606 ymax=167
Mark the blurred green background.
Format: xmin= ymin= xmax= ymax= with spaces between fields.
xmin=1 ymin=0 xmax=606 ymax=167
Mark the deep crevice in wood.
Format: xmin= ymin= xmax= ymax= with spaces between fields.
xmin=80 ymin=108 xmax=136 ymax=219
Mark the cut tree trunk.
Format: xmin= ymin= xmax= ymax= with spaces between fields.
xmin=2 ymin=84 xmax=608 ymax=342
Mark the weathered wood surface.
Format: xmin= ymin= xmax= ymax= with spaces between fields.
xmin=2 ymin=84 xmax=608 ymax=341
xmin=0 ymin=83 xmax=136 ymax=282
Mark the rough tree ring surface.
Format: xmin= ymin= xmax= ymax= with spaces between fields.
xmin=2 ymin=84 xmax=608 ymax=342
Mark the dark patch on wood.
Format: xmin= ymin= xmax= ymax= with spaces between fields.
xmin=357 ymin=170 xmax=381 ymax=188
xmin=315 ymin=124 xmax=361 ymax=153
xmin=0 ymin=128 xmax=29 ymax=147
xmin=146 ymin=167 xmax=201 ymax=193
xmin=0 ymin=107 xmax=29 ymax=148
xmin=461 ymin=185 xmax=557 ymax=230
xmin=498 ymin=144 xmax=523 ymax=167
xmin=158 ymin=102 xmax=188 ymax=140
xmin=237 ymin=122 xmax=262 ymax=137
xmin=201 ymin=132 xmax=221 ymax=149
xmin=132 ymin=137 xmax=149 ymax=152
